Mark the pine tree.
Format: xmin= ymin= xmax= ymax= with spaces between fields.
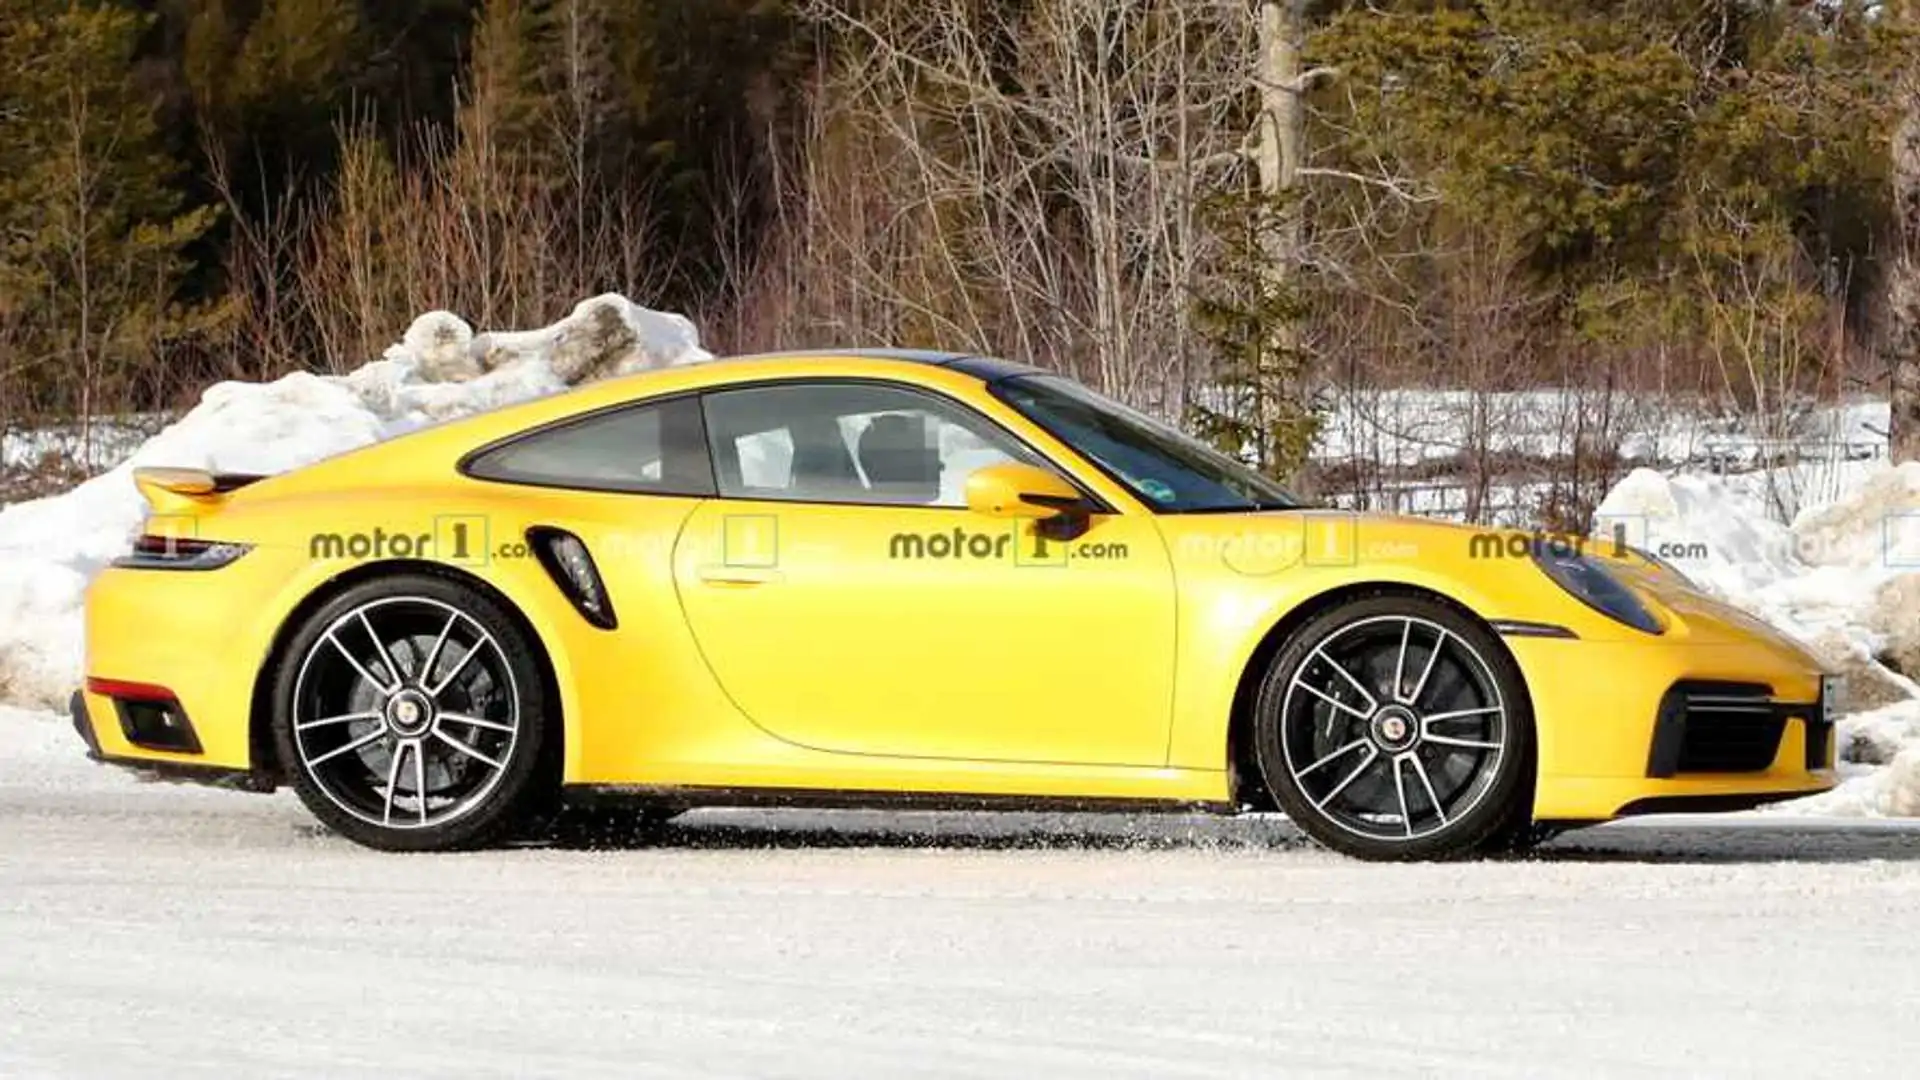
xmin=1189 ymin=189 xmax=1322 ymax=482
xmin=0 ymin=0 xmax=220 ymax=422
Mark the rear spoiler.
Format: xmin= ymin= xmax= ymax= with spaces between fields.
xmin=132 ymin=467 xmax=267 ymax=512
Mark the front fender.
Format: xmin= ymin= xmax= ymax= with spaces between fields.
xmin=1158 ymin=512 xmax=1589 ymax=770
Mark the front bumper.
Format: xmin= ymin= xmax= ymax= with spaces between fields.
xmin=1514 ymin=631 xmax=1836 ymax=821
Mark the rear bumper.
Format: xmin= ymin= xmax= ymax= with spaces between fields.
xmin=81 ymin=560 xmax=289 ymax=772
xmin=69 ymin=689 xmax=271 ymax=791
xmin=1513 ymin=633 xmax=1837 ymax=821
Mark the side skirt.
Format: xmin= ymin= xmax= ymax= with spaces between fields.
xmin=566 ymin=784 xmax=1239 ymax=816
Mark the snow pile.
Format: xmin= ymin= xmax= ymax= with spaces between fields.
xmin=1595 ymin=468 xmax=1804 ymax=599
xmin=0 ymin=295 xmax=708 ymax=707
xmin=1792 ymin=462 xmax=1920 ymax=569
xmin=1596 ymin=464 xmax=1920 ymax=661
xmin=1596 ymin=461 xmax=1920 ymax=815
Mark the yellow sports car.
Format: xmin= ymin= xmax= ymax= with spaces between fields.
xmin=73 ymin=351 xmax=1838 ymax=859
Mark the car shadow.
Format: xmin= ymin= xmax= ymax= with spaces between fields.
xmin=534 ymin=805 xmax=1321 ymax=854
xmin=1528 ymin=816 xmax=1920 ymax=864
xmin=529 ymin=805 xmax=1920 ymax=863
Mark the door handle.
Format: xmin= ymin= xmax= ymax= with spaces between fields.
xmin=697 ymin=566 xmax=783 ymax=586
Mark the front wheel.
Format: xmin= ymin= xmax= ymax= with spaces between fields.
xmin=1252 ymin=595 xmax=1534 ymax=861
xmin=271 ymin=575 xmax=551 ymax=851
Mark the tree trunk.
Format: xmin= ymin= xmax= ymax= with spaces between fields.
xmin=1251 ymin=0 xmax=1304 ymax=472
xmin=1888 ymin=80 xmax=1920 ymax=464
xmin=1253 ymin=0 xmax=1303 ymax=281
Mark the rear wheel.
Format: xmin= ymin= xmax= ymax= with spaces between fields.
xmin=1252 ymin=595 xmax=1534 ymax=861
xmin=271 ymin=575 xmax=550 ymax=851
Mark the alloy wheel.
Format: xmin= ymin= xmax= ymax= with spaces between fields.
xmin=1278 ymin=615 xmax=1509 ymax=843
xmin=290 ymin=596 xmax=522 ymax=831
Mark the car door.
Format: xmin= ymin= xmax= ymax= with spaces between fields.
xmin=671 ymin=379 xmax=1177 ymax=766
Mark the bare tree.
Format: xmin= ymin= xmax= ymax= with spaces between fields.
xmin=1887 ymin=67 xmax=1920 ymax=464
xmin=788 ymin=0 xmax=1271 ymax=412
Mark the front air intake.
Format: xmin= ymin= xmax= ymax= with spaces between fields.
xmin=1646 ymin=681 xmax=1787 ymax=777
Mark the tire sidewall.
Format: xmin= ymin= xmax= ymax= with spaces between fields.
xmin=271 ymin=574 xmax=549 ymax=852
xmin=1252 ymin=594 xmax=1535 ymax=861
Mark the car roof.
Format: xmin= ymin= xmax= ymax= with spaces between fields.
xmin=723 ymin=347 xmax=971 ymax=365
xmin=715 ymin=348 xmax=1041 ymax=382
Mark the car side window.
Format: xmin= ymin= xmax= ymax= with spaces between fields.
xmin=465 ymin=396 xmax=715 ymax=495
xmin=701 ymin=382 xmax=1039 ymax=507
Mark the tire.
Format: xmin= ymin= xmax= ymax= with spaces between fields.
xmin=1251 ymin=594 xmax=1535 ymax=861
xmin=271 ymin=574 xmax=551 ymax=852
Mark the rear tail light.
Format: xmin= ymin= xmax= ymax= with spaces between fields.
xmin=113 ymin=535 xmax=251 ymax=570
xmin=529 ymin=527 xmax=617 ymax=628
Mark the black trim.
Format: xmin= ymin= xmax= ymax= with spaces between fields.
xmin=110 ymin=539 xmax=253 ymax=572
xmin=69 ymin=690 xmax=101 ymax=756
xmin=948 ymin=355 xmax=1043 ymax=381
xmin=1807 ymin=718 xmax=1834 ymax=771
xmin=1019 ymin=491 xmax=1094 ymax=513
xmin=457 ymin=374 xmax=1122 ymax=516
xmin=1489 ymin=619 xmax=1578 ymax=639
xmin=111 ymin=695 xmax=203 ymax=755
xmin=1614 ymin=791 xmax=1811 ymax=817
xmin=1806 ymin=675 xmax=1836 ymax=770
xmin=1646 ymin=689 xmax=1690 ymax=779
xmin=90 ymin=752 xmax=276 ymax=792
xmin=528 ymin=527 xmax=619 ymax=629
xmin=706 ymin=349 xmax=1035 ymax=379
xmin=205 ymin=472 xmax=269 ymax=493
xmin=567 ymin=784 xmax=1232 ymax=816
xmin=721 ymin=348 xmax=976 ymax=366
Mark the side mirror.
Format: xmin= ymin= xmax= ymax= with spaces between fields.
xmin=965 ymin=462 xmax=1087 ymax=520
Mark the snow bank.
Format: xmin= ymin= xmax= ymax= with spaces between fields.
xmin=1596 ymin=468 xmax=1802 ymax=599
xmin=0 ymin=295 xmax=708 ymax=707
xmin=1792 ymin=461 xmax=1920 ymax=570
xmin=1595 ymin=465 xmax=1919 ymax=658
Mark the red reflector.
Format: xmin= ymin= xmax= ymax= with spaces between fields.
xmin=84 ymin=677 xmax=177 ymax=703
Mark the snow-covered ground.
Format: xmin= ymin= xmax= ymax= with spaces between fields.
xmin=1318 ymin=386 xmax=1887 ymax=475
xmin=3 ymin=708 xmax=1919 ymax=1078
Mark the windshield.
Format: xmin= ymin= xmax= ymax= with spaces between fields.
xmin=993 ymin=375 xmax=1301 ymax=513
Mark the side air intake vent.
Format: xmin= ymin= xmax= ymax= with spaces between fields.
xmin=528 ymin=527 xmax=618 ymax=629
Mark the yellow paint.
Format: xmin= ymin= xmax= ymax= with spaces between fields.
xmin=79 ymin=354 xmax=1835 ymax=823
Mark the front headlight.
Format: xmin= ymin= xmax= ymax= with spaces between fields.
xmin=1531 ymin=547 xmax=1663 ymax=634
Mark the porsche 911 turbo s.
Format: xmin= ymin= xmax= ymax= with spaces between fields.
xmin=73 ymin=350 xmax=1838 ymax=859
